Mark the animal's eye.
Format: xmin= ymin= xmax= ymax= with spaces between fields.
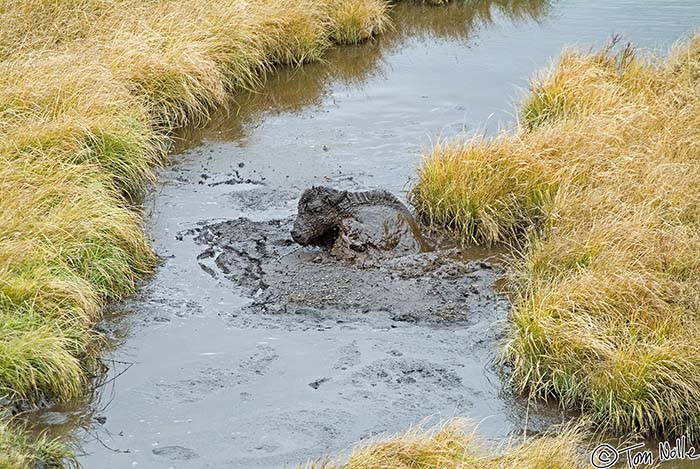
xmin=312 ymin=206 xmax=324 ymax=214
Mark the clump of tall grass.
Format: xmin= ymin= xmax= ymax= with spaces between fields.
xmin=0 ymin=159 xmax=154 ymax=401
xmin=0 ymin=52 xmax=159 ymax=198
xmin=300 ymin=419 xmax=586 ymax=469
xmin=324 ymin=0 xmax=390 ymax=44
xmin=411 ymin=36 xmax=700 ymax=436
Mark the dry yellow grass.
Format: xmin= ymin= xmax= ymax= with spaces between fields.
xmin=300 ymin=419 xmax=586 ymax=469
xmin=0 ymin=158 xmax=155 ymax=401
xmin=411 ymin=36 xmax=700 ymax=436
xmin=325 ymin=0 xmax=390 ymax=44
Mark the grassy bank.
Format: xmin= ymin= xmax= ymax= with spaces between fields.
xmin=0 ymin=0 xmax=395 ymax=462
xmin=300 ymin=420 xmax=586 ymax=468
xmin=411 ymin=36 xmax=700 ymax=436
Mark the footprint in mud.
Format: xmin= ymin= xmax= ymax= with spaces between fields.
xmin=239 ymin=344 xmax=280 ymax=379
xmin=339 ymin=358 xmax=472 ymax=419
xmin=228 ymin=408 xmax=353 ymax=460
xmin=152 ymin=445 xmax=199 ymax=461
xmin=155 ymin=367 xmax=231 ymax=404
xmin=351 ymin=358 xmax=462 ymax=389
xmin=333 ymin=341 xmax=361 ymax=370
xmin=126 ymin=292 xmax=204 ymax=323
xmin=227 ymin=186 xmax=297 ymax=211
xmin=155 ymin=345 xmax=279 ymax=403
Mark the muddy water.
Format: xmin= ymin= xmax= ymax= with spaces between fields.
xmin=28 ymin=1 xmax=700 ymax=468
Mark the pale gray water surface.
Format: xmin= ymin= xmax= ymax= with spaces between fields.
xmin=26 ymin=1 xmax=700 ymax=468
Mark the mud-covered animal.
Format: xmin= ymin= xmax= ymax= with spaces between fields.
xmin=291 ymin=186 xmax=430 ymax=265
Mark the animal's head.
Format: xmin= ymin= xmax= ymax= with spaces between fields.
xmin=291 ymin=186 xmax=348 ymax=246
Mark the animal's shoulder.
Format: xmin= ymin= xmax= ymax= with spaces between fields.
xmin=348 ymin=204 xmax=406 ymax=222
xmin=349 ymin=190 xmax=408 ymax=211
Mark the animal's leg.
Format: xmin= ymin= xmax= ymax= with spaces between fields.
xmin=330 ymin=219 xmax=376 ymax=265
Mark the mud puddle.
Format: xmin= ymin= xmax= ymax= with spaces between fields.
xmin=25 ymin=1 xmax=700 ymax=468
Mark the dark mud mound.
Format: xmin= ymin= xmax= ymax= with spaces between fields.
xmin=192 ymin=217 xmax=504 ymax=325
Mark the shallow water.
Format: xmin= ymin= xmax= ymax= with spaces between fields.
xmin=26 ymin=1 xmax=700 ymax=468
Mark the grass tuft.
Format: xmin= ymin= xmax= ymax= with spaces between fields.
xmin=325 ymin=0 xmax=391 ymax=45
xmin=299 ymin=419 xmax=586 ymax=469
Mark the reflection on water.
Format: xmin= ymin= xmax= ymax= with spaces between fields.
xmin=390 ymin=0 xmax=550 ymax=41
xmin=175 ymin=0 xmax=551 ymax=149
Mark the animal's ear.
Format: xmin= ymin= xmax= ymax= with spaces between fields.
xmin=326 ymin=189 xmax=348 ymax=206
xmin=299 ymin=188 xmax=311 ymax=205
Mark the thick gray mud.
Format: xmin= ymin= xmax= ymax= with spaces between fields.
xmin=25 ymin=1 xmax=700 ymax=468
xmin=192 ymin=217 xmax=503 ymax=324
